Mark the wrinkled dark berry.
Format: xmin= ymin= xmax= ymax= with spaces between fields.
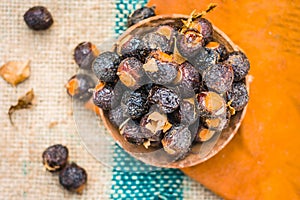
xmin=117 ymin=57 xmax=146 ymax=90
xmin=197 ymin=91 xmax=226 ymax=117
xmin=66 ymin=74 xmax=95 ymax=102
xmin=168 ymin=98 xmax=199 ymax=125
xmin=194 ymin=126 xmax=216 ymax=142
xmin=227 ymin=81 xmax=249 ymax=111
xmin=120 ymin=120 xmax=146 ymax=145
xmin=173 ymin=61 xmax=201 ymax=98
xmin=127 ymin=6 xmax=156 ymax=27
xmin=108 ymin=105 xmax=129 ymax=128
xmin=203 ymin=63 xmax=234 ymax=94
xmin=191 ymin=47 xmax=218 ymax=74
xmin=92 ymin=51 xmax=120 ymax=82
xmin=117 ymin=35 xmax=148 ymax=61
xmin=23 ymin=6 xmax=53 ymax=30
xmin=74 ymin=42 xmax=99 ymax=70
xmin=205 ymin=41 xmax=228 ymax=61
xmin=42 ymin=144 xmax=68 ymax=172
xmin=141 ymin=32 xmax=172 ymax=53
xmin=93 ymin=82 xmax=120 ymax=110
xmin=176 ymin=30 xmax=204 ymax=59
xmin=127 ymin=88 xmax=149 ymax=119
xmin=143 ymin=51 xmax=178 ymax=84
xmin=162 ymin=125 xmax=192 ymax=156
xmin=59 ymin=163 xmax=87 ymax=194
xmin=148 ymin=86 xmax=180 ymax=113
xmin=225 ymin=51 xmax=250 ymax=82
xmin=192 ymin=17 xmax=213 ymax=43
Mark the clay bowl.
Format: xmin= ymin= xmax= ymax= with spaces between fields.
xmin=99 ymin=14 xmax=250 ymax=168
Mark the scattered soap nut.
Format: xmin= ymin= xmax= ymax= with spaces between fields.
xmin=23 ymin=6 xmax=53 ymax=30
xmin=74 ymin=42 xmax=100 ymax=70
xmin=59 ymin=163 xmax=88 ymax=194
xmin=42 ymin=144 xmax=69 ymax=172
xmin=8 ymin=89 xmax=35 ymax=125
xmin=0 ymin=60 xmax=31 ymax=86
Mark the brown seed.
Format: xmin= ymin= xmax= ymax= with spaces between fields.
xmin=74 ymin=42 xmax=100 ymax=70
xmin=42 ymin=144 xmax=69 ymax=172
xmin=23 ymin=6 xmax=53 ymax=30
xmin=59 ymin=163 xmax=87 ymax=194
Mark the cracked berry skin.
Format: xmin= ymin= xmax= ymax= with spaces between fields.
xmin=117 ymin=57 xmax=146 ymax=90
xmin=168 ymin=98 xmax=199 ymax=125
xmin=127 ymin=6 xmax=156 ymax=27
xmin=93 ymin=83 xmax=120 ymax=110
xmin=126 ymin=88 xmax=149 ymax=120
xmin=197 ymin=91 xmax=227 ymax=118
xmin=59 ymin=163 xmax=87 ymax=194
xmin=176 ymin=30 xmax=204 ymax=59
xmin=143 ymin=51 xmax=178 ymax=85
xmin=120 ymin=120 xmax=146 ymax=145
xmin=192 ymin=17 xmax=213 ymax=43
xmin=148 ymin=86 xmax=180 ymax=113
xmin=225 ymin=51 xmax=250 ymax=82
xmin=108 ymin=105 xmax=129 ymax=128
xmin=23 ymin=6 xmax=53 ymax=30
xmin=92 ymin=51 xmax=121 ymax=82
xmin=66 ymin=74 xmax=95 ymax=102
xmin=42 ymin=144 xmax=68 ymax=172
xmin=227 ymin=81 xmax=249 ymax=111
xmin=203 ymin=63 xmax=234 ymax=94
xmin=174 ymin=61 xmax=201 ymax=98
xmin=162 ymin=125 xmax=192 ymax=156
xmin=190 ymin=47 xmax=218 ymax=74
xmin=205 ymin=41 xmax=228 ymax=62
xmin=74 ymin=42 xmax=99 ymax=70
xmin=141 ymin=32 xmax=172 ymax=53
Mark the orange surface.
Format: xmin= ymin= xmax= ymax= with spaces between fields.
xmin=148 ymin=0 xmax=300 ymax=199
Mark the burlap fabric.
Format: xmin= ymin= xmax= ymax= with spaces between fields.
xmin=0 ymin=1 xmax=220 ymax=199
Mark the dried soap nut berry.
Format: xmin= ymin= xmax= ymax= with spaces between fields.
xmin=140 ymin=110 xmax=172 ymax=139
xmin=143 ymin=50 xmax=178 ymax=84
xmin=127 ymin=6 xmax=156 ymax=27
xmin=120 ymin=120 xmax=146 ymax=145
xmin=66 ymin=74 xmax=95 ymax=102
xmin=176 ymin=30 xmax=204 ymax=59
xmin=126 ymin=88 xmax=149 ymax=120
xmin=173 ymin=61 xmax=201 ymax=98
xmin=205 ymin=41 xmax=228 ymax=61
xmin=203 ymin=63 xmax=234 ymax=94
xmin=93 ymin=82 xmax=120 ymax=110
xmin=197 ymin=91 xmax=226 ymax=117
xmin=225 ymin=51 xmax=250 ymax=82
xmin=162 ymin=125 xmax=192 ymax=156
xmin=202 ymin=115 xmax=229 ymax=131
xmin=148 ymin=86 xmax=180 ymax=113
xmin=59 ymin=163 xmax=87 ymax=194
xmin=74 ymin=42 xmax=100 ymax=70
xmin=168 ymin=97 xmax=199 ymax=125
xmin=117 ymin=35 xmax=148 ymax=61
xmin=117 ymin=57 xmax=146 ymax=90
xmin=194 ymin=127 xmax=216 ymax=142
xmin=141 ymin=32 xmax=172 ymax=53
xmin=23 ymin=6 xmax=53 ymax=30
xmin=192 ymin=17 xmax=213 ymax=43
xmin=226 ymin=81 xmax=249 ymax=111
xmin=92 ymin=51 xmax=121 ymax=82
xmin=190 ymin=47 xmax=218 ymax=74
xmin=42 ymin=144 xmax=68 ymax=172
xmin=108 ymin=105 xmax=129 ymax=129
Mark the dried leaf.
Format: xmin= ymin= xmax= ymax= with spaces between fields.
xmin=0 ymin=60 xmax=31 ymax=86
xmin=8 ymin=89 xmax=35 ymax=125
